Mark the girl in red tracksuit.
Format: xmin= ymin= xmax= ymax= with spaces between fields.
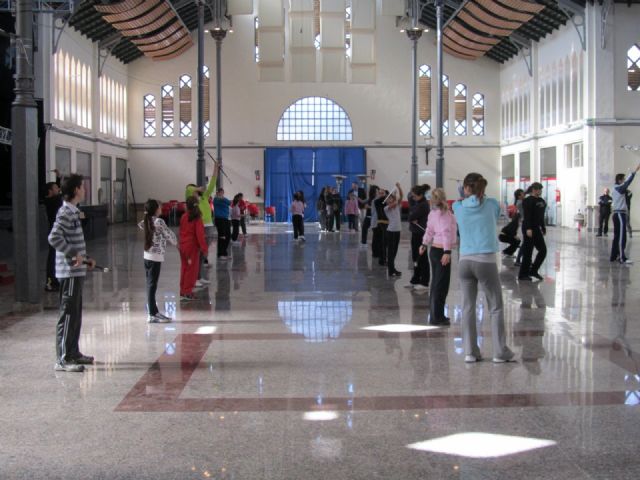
xmin=179 ymin=197 xmax=208 ymax=301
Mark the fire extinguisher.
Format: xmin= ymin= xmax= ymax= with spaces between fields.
xmin=255 ymin=185 xmax=261 ymax=197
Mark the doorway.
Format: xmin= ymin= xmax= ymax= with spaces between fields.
xmin=264 ymin=147 xmax=366 ymax=222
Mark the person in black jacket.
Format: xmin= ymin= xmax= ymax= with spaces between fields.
xmin=597 ymin=188 xmax=612 ymax=237
xmin=499 ymin=214 xmax=521 ymax=256
xmin=373 ymin=190 xmax=389 ymax=265
xmin=408 ymin=184 xmax=430 ymax=289
xmin=44 ymin=170 xmax=63 ymax=292
xmin=518 ymin=182 xmax=547 ymax=281
xmin=330 ymin=187 xmax=343 ymax=232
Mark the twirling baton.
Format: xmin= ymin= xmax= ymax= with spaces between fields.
xmin=384 ymin=170 xmax=409 ymax=204
xmin=205 ymin=151 xmax=233 ymax=185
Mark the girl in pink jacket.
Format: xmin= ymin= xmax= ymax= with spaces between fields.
xmin=345 ymin=192 xmax=359 ymax=231
xmin=419 ymin=188 xmax=457 ymax=326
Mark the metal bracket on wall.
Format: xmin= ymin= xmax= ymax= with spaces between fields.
xmin=507 ymin=34 xmax=532 ymax=77
xmin=51 ymin=13 xmax=71 ymax=54
xmin=557 ymin=0 xmax=586 ymax=51
xmin=600 ymin=0 xmax=613 ymax=50
xmin=98 ymin=32 xmax=122 ymax=78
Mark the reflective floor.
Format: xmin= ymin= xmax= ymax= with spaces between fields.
xmin=1 ymin=223 xmax=639 ymax=479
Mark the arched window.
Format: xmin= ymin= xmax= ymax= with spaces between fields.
xmin=627 ymin=45 xmax=640 ymax=91
xmin=277 ymin=97 xmax=352 ymax=141
xmin=161 ymin=84 xmax=174 ymax=137
xmin=442 ymin=74 xmax=449 ymax=136
xmin=454 ymin=83 xmax=467 ymax=135
xmin=179 ymin=74 xmax=192 ymax=137
xmin=143 ymin=94 xmax=156 ymax=137
xmin=203 ymin=66 xmax=210 ymax=137
xmin=472 ymin=93 xmax=484 ymax=136
xmin=418 ymin=64 xmax=431 ymax=136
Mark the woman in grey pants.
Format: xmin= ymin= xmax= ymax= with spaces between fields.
xmin=452 ymin=173 xmax=515 ymax=364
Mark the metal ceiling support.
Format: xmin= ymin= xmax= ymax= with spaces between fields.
xmin=556 ymin=0 xmax=586 ymax=50
xmin=435 ymin=0 xmax=444 ymax=189
xmin=12 ymin=0 xmax=41 ymax=308
xmin=442 ymin=0 xmax=467 ymax=30
xmin=600 ymin=0 xmax=613 ymax=49
xmin=97 ymin=33 xmax=121 ymax=78
xmin=407 ymin=0 xmax=424 ymax=187
xmin=197 ymin=0 xmax=205 ymax=187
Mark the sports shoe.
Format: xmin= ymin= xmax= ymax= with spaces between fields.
xmin=180 ymin=294 xmax=195 ymax=301
xmin=148 ymin=314 xmax=171 ymax=324
xmin=156 ymin=313 xmax=172 ymax=321
xmin=198 ymin=278 xmax=211 ymax=285
xmin=414 ymin=284 xmax=429 ymax=291
xmin=431 ymin=317 xmax=451 ymax=326
xmin=464 ymin=355 xmax=482 ymax=363
xmin=389 ymin=270 xmax=402 ymax=277
xmin=518 ymin=275 xmax=531 ymax=281
xmin=54 ymin=362 xmax=84 ymax=372
xmin=218 ymin=256 xmax=229 ymax=260
xmin=71 ymin=354 xmax=95 ymax=364
xmin=530 ymin=273 xmax=544 ymax=281
xmin=299 ymin=236 xmax=306 ymax=242
xmin=492 ymin=356 xmax=516 ymax=363
xmin=621 ymin=259 xmax=634 ymax=265
xmin=194 ymin=280 xmax=204 ymax=288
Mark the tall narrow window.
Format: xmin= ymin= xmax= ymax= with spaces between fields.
xmin=454 ymin=83 xmax=467 ymax=135
xmin=442 ymin=74 xmax=449 ymax=136
xmin=313 ymin=0 xmax=320 ymax=50
xmin=472 ymin=93 xmax=485 ymax=136
xmin=627 ymin=43 xmax=640 ymax=92
xmin=203 ymin=66 xmax=210 ymax=138
xmin=161 ymin=84 xmax=174 ymax=137
xmin=143 ymin=94 xmax=156 ymax=137
xmin=418 ymin=65 xmax=431 ymax=136
xmin=345 ymin=2 xmax=352 ymax=59
xmin=179 ymin=74 xmax=192 ymax=137
xmin=254 ymin=17 xmax=260 ymax=62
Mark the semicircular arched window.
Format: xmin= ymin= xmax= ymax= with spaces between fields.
xmin=277 ymin=96 xmax=353 ymax=141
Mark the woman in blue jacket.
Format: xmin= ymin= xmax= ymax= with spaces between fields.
xmin=452 ymin=173 xmax=514 ymax=364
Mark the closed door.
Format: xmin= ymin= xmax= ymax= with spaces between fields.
xmin=114 ymin=158 xmax=127 ymax=223
xmin=100 ymin=155 xmax=112 ymax=221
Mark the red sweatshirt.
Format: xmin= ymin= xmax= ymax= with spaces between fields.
xmin=179 ymin=213 xmax=208 ymax=255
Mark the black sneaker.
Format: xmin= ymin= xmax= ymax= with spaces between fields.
xmin=54 ymin=362 xmax=84 ymax=372
xmin=530 ymin=273 xmax=543 ymax=281
xmin=389 ymin=270 xmax=402 ymax=277
xmin=70 ymin=354 xmax=94 ymax=365
xmin=518 ymin=276 xmax=532 ymax=281
xmin=430 ymin=317 xmax=451 ymax=326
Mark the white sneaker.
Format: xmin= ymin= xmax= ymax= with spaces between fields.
xmin=198 ymin=278 xmax=211 ymax=285
xmin=194 ymin=280 xmax=204 ymax=288
xmin=218 ymin=256 xmax=229 ymax=260
xmin=156 ymin=313 xmax=172 ymax=322
xmin=465 ymin=355 xmax=482 ymax=363
xmin=414 ymin=284 xmax=429 ymax=291
xmin=621 ymin=259 xmax=633 ymax=264
xmin=299 ymin=236 xmax=306 ymax=242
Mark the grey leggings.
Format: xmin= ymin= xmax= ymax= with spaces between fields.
xmin=458 ymin=260 xmax=513 ymax=360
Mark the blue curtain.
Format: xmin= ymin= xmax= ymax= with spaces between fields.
xmin=265 ymin=147 xmax=366 ymax=223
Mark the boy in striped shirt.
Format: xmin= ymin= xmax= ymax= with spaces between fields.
xmin=48 ymin=174 xmax=95 ymax=372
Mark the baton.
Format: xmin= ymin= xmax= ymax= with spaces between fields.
xmin=70 ymin=256 xmax=111 ymax=272
xmin=384 ymin=171 xmax=409 ymax=204
xmin=83 ymin=260 xmax=110 ymax=273
xmin=205 ymin=151 xmax=233 ymax=185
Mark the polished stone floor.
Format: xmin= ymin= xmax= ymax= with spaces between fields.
xmin=1 ymin=222 xmax=639 ymax=479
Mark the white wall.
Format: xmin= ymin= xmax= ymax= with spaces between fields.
xmin=127 ymin=12 xmax=502 ymax=204
xmin=499 ymin=4 xmax=640 ymax=228
xmin=41 ymin=22 xmax=129 ymax=211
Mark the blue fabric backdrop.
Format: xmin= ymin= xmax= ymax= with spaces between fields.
xmin=265 ymin=147 xmax=366 ymax=222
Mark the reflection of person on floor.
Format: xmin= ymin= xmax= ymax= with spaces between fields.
xmin=515 ymin=281 xmax=547 ymax=376
xmin=215 ymin=268 xmax=231 ymax=311
xmin=409 ymin=291 xmax=449 ymax=390
xmin=610 ymin=265 xmax=632 ymax=356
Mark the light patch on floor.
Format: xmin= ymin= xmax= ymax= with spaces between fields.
xmin=406 ymin=432 xmax=556 ymax=458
